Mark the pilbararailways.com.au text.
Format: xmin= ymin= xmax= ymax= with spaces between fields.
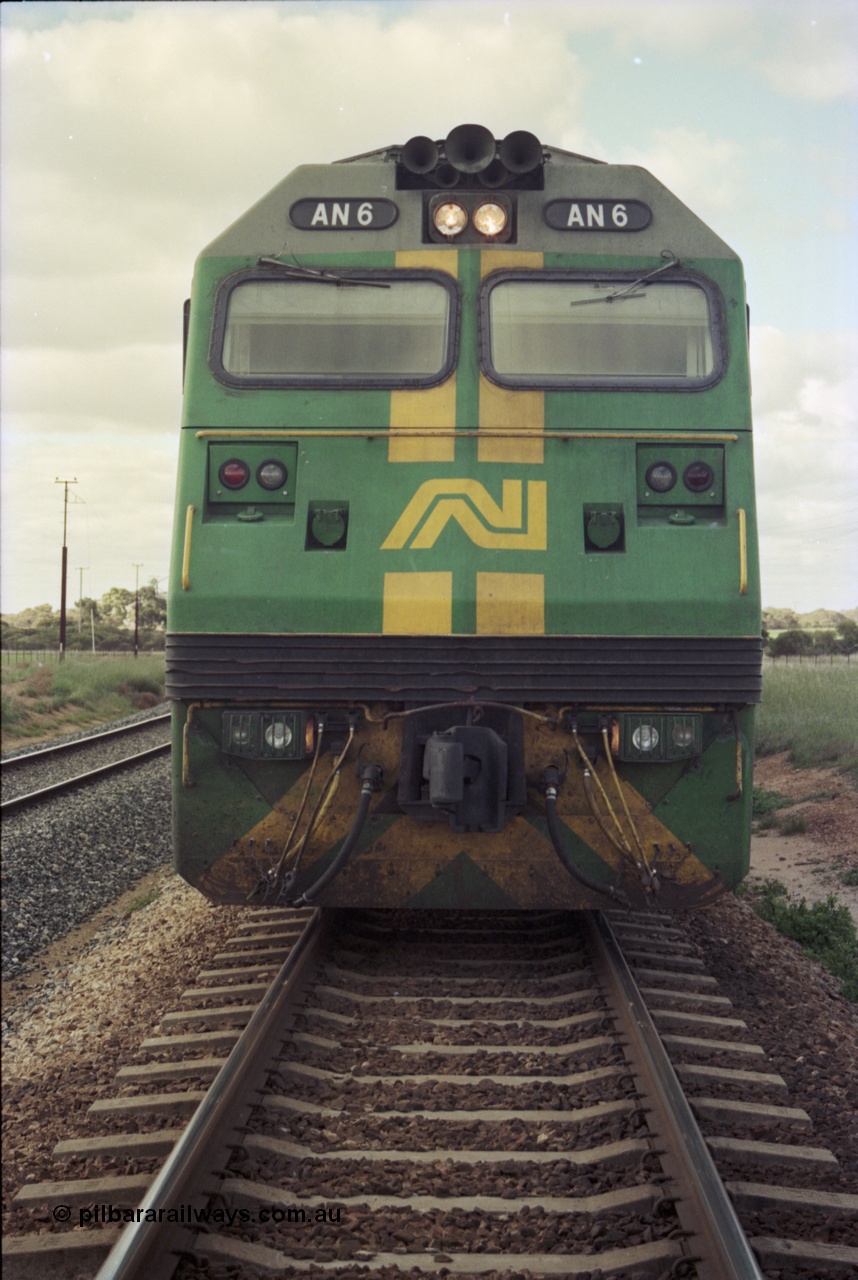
xmin=66 ymin=1204 xmax=341 ymax=1228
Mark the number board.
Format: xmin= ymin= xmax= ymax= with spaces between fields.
xmin=543 ymin=199 xmax=652 ymax=231
xmin=290 ymin=199 xmax=399 ymax=230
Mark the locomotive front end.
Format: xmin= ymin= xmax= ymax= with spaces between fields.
xmin=167 ymin=126 xmax=761 ymax=911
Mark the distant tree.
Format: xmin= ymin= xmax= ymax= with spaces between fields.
xmin=99 ymin=586 xmax=134 ymax=624
xmin=836 ymin=618 xmax=858 ymax=662
xmin=812 ymin=630 xmax=839 ymax=662
xmin=1 ymin=604 xmax=59 ymax=649
xmin=768 ymin=629 xmax=814 ymax=661
xmin=137 ymin=578 xmax=167 ymax=630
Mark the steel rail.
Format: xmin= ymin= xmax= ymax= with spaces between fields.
xmin=586 ymin=911 xmax=765 ymax=1280
xmin=1 ymin=712 xmax=171 ymax=768
xmin=93 ymin=908 xmax=330 ymax=1280
xmin=1 ymin=743 xmax=172 ymax=815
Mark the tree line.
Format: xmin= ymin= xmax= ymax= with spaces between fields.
xmin=765 ymin=619 xmax=857 ymax=661
xmin=1 ymin=580 xmax=166 ymax=652
xmin=2 ymin=585 xmax=856 ymax=659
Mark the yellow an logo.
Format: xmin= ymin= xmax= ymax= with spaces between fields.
xmin=382 ymin=479 xmax=547 ymax=551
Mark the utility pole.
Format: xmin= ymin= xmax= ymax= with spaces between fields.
xmin=133 ymin=563 xmax=143 ymax=658
xmin=55 ymin=478 xmax=78 ymax=660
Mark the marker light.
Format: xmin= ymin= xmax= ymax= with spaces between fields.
xmin=256 ymin=459 xmax=288 ymax=491
xmin=473 ymin=202 xmax=508 ymax=238
xmin=683 ymin=461 xmax=715 ymax=493
xmin=433 ymin=202 xmax=468 ymax=237
xmin=219 ymin=459 xmax=250 ymax=490
xmin=632 ymin=724 xmax=660 ymax=752
xmin=645 ymin=462 xmax=677 ymax=493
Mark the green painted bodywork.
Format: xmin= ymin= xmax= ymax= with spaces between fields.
xmin=168 ymin=141 xmax=760 ymax=909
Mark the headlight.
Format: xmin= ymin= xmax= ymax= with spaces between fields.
xmin=672 ymin=721 xmax=697 ymax=749
xmin=264 ymin=721 xmax=293 ymax=751
xmin=632 ymin=724 xmax=660 ymax=752
xmin=432 ymin=202 xmax=468 ymax=237
xmin=473 ymin=202 xmax=508 ymax=238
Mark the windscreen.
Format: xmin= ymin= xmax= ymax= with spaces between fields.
xmin=221 ymin=277 xmax=453 ymax=381
xmin=486 ymin=278 xmax=718 ymax=385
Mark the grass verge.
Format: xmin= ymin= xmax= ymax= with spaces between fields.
xmin=1 ymin=654 xmax=166 ymax=748
xmin=757 ymin=664 xmax=858 ymax=781
xmin=741 ymin=879 xmax=858 ymax=1002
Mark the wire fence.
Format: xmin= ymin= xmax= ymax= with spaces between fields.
xmin=1 ymin=648 xmax=163 ymax=666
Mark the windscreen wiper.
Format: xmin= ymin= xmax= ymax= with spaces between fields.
xmin=569 ymin=257 xmax=681 ymax=305
xmin=257 ymin=258 xmax=390 ymax=287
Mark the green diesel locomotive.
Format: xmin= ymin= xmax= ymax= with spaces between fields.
xmin=167 ymin=124 xmax=761 ymax=911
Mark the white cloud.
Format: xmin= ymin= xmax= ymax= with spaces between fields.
xmin=751 ymin=326 xmax=858 ymax=610
xmin=626 ymin=128 xmax=747 ymax=221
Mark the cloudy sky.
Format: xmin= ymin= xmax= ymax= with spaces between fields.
xmin=2 ymin=0 xmax=856 ymax=617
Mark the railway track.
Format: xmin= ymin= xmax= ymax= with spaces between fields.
xmin=4 ymin=908 xmax=856 ymax=1280
xmin=1 ymin=713 xmax=171 ymax=814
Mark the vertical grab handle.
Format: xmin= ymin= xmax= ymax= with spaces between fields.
xmin=182 ymin=504 xmax=196 ymax=591
xmin=737 ymin=508 xmax=747 ymax=596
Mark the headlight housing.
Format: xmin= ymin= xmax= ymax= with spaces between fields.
xmin=616 ymin=714 xmax=702 ymax=762
xmin=222 ymin=710 xmax=306 ymax=759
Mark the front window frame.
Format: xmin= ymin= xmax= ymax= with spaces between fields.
xmin=478 ymin=268 xmax=727 ymax=391
xmin=209 ymin=267 xmax=460 ymax=390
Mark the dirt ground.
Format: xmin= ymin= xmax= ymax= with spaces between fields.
xmin=749 ymin=752 xmax=858 ymax=926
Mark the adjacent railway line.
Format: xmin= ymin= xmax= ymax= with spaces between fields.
xmin=5 ymin=907 xmax=855 ymax=1280
xmin=1 ymin=713 xmax=171 ymax=814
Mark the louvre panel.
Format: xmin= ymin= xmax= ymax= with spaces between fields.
xmin=166 ymin=634 xmax=762 ymax=705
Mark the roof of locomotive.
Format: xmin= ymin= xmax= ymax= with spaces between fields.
xmin=200 ymin=126 xmax=738 ymax=263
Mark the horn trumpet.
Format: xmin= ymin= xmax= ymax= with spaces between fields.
xmin=444 ymin=123 xmax=497 ymax=174
xmin=499 ymin=129 xmax=543 ymax=174
xmin=401 ymin=134 xmax=440 ymax=175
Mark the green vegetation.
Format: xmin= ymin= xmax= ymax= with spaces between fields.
xmin=762 ymin=612 xmax=858 ymax=662
xmin=743 ymin=879 xmax=858 ymax=1002
xmin=1 ymin=579 xmax=166 ymax=653
xmin=1 ymin=654 xmax=166 ymax=747
xmin=756 ymin=664 xmax=858 ymax=781
xmin=122 ymin=888 xmax=162 ymax=917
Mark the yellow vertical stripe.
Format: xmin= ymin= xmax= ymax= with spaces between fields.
xmin=389 ymin=251 xmax=458 ymax=463
xmin=383 ymin=572 xmax=453 ymax=634
xmin=479 ymin=250 xmax=544 ymax=465
xmin=476 ymin=572 xmax=545 ymax=635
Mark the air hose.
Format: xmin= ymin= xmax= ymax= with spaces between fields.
xmin=542 ymin=769 xmax=630 ymax=909
xmin=287 ymin=766 xmax=381 ymax=907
